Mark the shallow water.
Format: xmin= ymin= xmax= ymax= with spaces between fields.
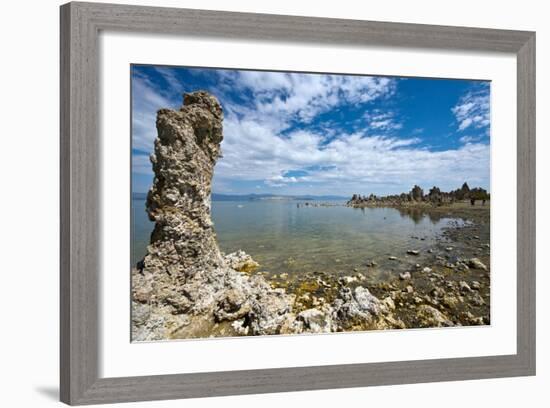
xmin=132 ymin=198 xmax=462 ymax=281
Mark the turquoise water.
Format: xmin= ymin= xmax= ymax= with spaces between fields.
xmin=132 ymin=199 xmax=457 ymax=280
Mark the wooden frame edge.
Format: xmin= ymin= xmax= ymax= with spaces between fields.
xmin=516 ymin=33 xmax=536 ymax=376
xmin=61 ymin=2 xmax=101 ymax=404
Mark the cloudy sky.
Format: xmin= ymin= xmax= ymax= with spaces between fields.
xmin=131 ymin=65 xmax=490 ymax=196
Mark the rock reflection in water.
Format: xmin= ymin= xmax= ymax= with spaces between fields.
xmin=396 ymin=207 xmax=447 ymax=224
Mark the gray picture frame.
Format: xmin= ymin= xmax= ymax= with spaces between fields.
xmin=60 ymin=2 xmax=536 ymax=405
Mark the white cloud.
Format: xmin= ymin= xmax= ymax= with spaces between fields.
xmin=131 ymin=72 xmax=178 ymax=160
xmin=216 ymin=114 xmax=489 ymax=195
xmin=223 ymin=70 xmax=293 ymax=93
xmin=265 ymin=174 xmax=301 ymax=187
xmin=452 ymin=85 xmax=490 ymax=132
xmin=459 ymin=135 xmax=484 ymax=144
xmin=363 ymin=110 xmax=403 ymax=132
xmin=223 ymin=71 xmax=396 ymax=132
xmin=153 ymin=66 xmax=184 ymax=91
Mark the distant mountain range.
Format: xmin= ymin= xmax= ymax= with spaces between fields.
xmin=132 ymin=192 xmax=347 ymax=201
xmin=132 ymin=192 xmax=148 ymax=200
xmin=211 ymin=193 xmax=348 ymax=201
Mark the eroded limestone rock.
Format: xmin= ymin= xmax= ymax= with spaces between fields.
xmin=332 ymin=286 xmax=399 ymax=331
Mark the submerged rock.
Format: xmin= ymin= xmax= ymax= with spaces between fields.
xmin=382 ymin=296 xmax=396 ymax=311
xmin=416 ymin=305 xmax=454 ymax=327
xmin=455 ymin=262 xmax=470 ymax=272
xmin=470 ymin=292 xmax=486 ymax=306
xmin=224 ymin=250 xmax=260 ymax=273
xmin=399 ymin=271 xmax=412 ymax=280
xmin=442 ymin=294 xmax=461 ymax=309
xmin=459 ymin=281 xmax=472 ymax=293
xmin=341 ymin=275 xmax=358 ymax=284
xmin=468 ymin=258 xmax=488 ymax=271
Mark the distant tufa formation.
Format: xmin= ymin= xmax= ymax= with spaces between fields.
xmin=348 ymin=182 xmax=490 ymax=208
xmin=132 ymin=91 xmax=406 ymax=340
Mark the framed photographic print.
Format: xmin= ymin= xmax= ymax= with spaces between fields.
xmin=60 ymin=1 xmax=536 ymax=405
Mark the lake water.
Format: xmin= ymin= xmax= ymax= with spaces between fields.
xmin=132 ymin=199 xmax=459 ymax=280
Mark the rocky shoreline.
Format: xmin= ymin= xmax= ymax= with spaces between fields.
xmin=347 ymin=183 xmax=490 ymax=208
xmin=365 ymin=206 xmax=490 ymax=328
xmin=261 ymin=204 xmax=490 ymax=330
xmin=131 ymin=91 xmax=490 ymax=341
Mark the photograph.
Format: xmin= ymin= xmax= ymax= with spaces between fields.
xmin=1 ymin=0 xmax=542 ymax=406
xmin=130 ymin=65 xmax=491 ymax=341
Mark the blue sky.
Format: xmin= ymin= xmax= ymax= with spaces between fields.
xmin=132 ymin=65 xmax=490 ymax=196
